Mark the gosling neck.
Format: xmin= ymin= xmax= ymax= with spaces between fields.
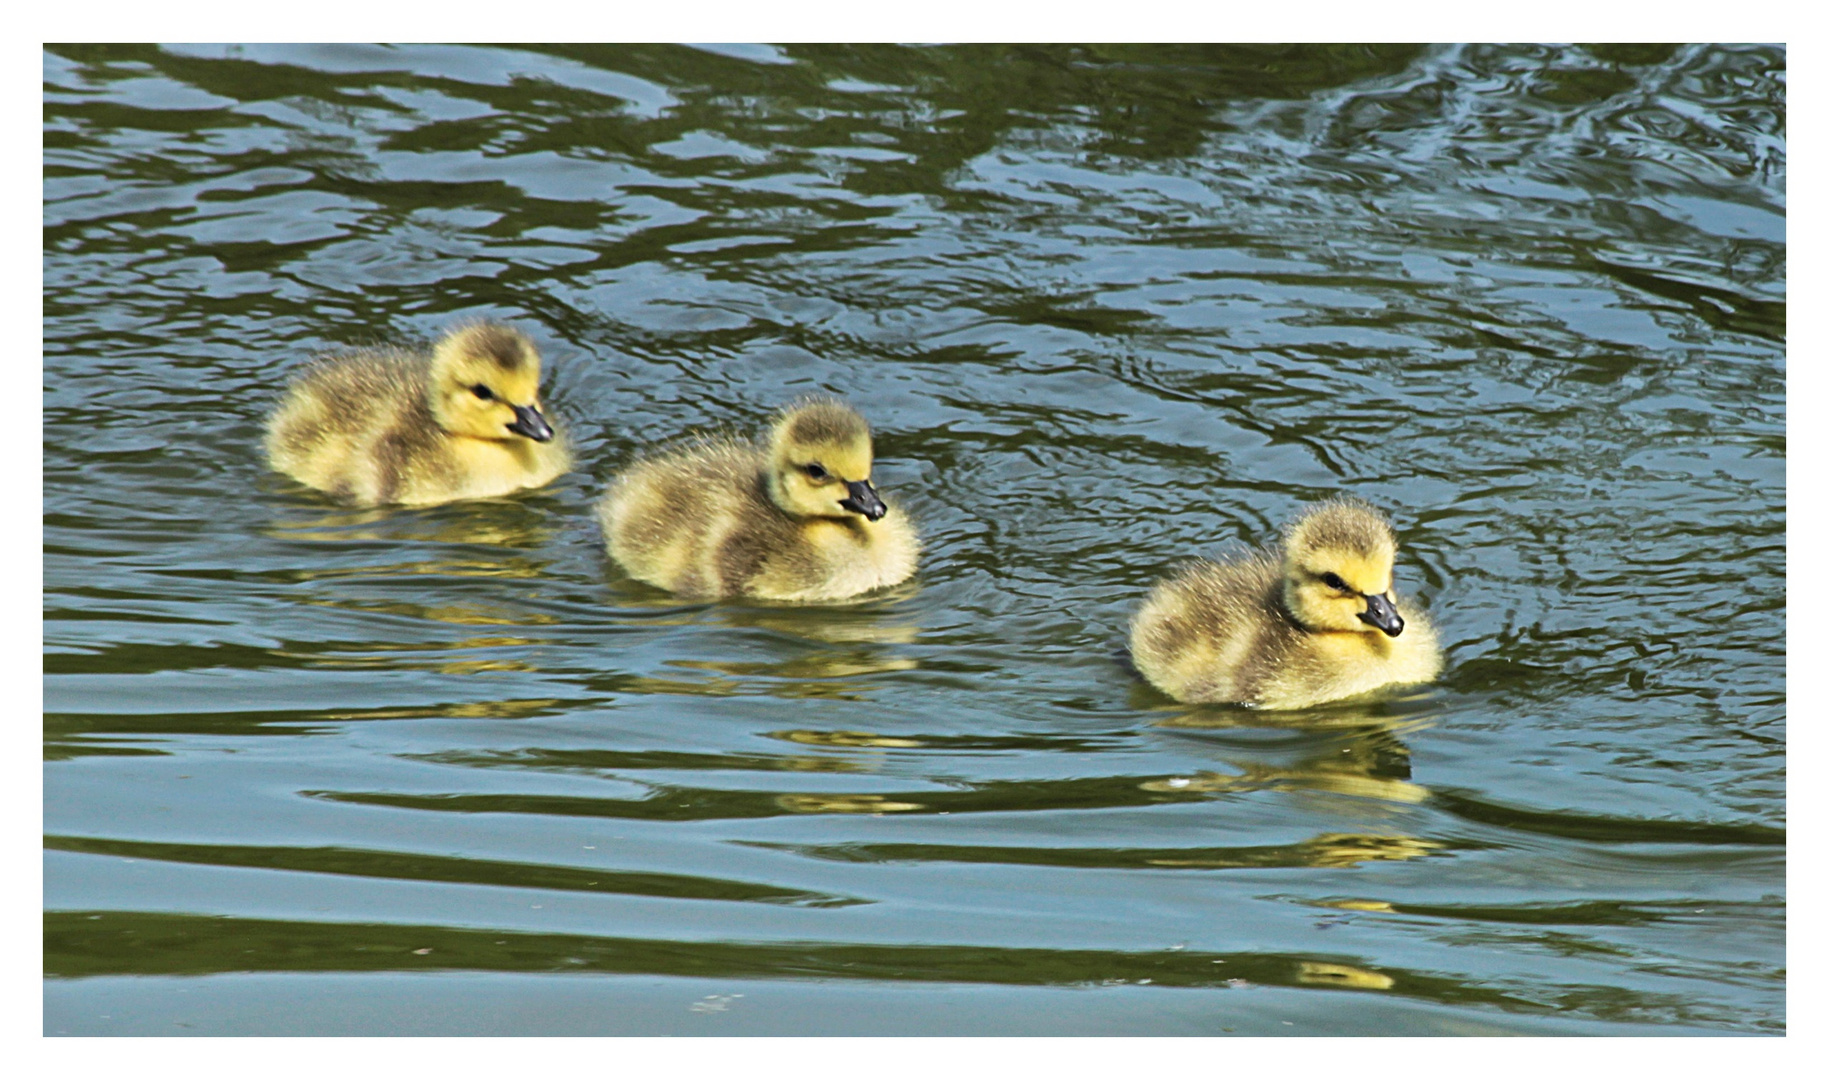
xmin=424 ymin=380 xmax=460 ymax=435
xmin=763 ymin=467 xmax=871 ymax=531
xmin=1276 ymin=579 xmax=1320 ymax=635
xmin=763 ymin=468 xmax=795 ymax=516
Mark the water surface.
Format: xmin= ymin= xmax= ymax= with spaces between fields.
xmin=44 ymin=43 xmax=1784 ymax=1035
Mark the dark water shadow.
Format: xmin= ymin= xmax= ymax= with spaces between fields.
xmin=46 ymin=834 xmax=861 ymax=908
xmin=45 ymin=909 xmax=1762 ymax=1031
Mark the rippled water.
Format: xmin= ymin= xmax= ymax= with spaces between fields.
xmin=43 ymin=43 xmax=1784 ymax=1035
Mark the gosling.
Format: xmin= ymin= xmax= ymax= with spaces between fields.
xmin=265 ymin=323 xmax=571 ymax=506
xmin=1129 ymin=499 xmax=1441 ymax=709
xmin=597 ymin=399 xmax=919 ymax=602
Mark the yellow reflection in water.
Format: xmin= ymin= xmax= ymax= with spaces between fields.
xmin=593 ymin=587 xmax=923 ymax=700
xmin=286 ymin=558 xmax=551 ymax=583
xmin=429 ymin=657 xmax=536 ymax=675
xmin=1316 ymin=899 xmax=1397 ymax=913
xmin=671 ymin=655 xmax=917 ymax=680
xmin=613 ymin=674 xmax=742 ymax=697
xmin=776 ymin=794 xmax=925 ymax=814
xmin=1148 ymin=705 xmax=1432 ymax=805
xmin=599 ymin=582 xmax=923 ymax=642
xmin=715 ymin=603 xmax=922 ymax=646
xmin=776 ymin=756 xmax=869 ymax=774
xmin=324 ymin=698 xmax=561 ymax=721
xmin=608 ymin=675 xmax=876 ymax=701
xmin=268 ymin=504 xmax=554 ymax=550
xmin=302 ymin=597 xmax=558 ymax=626
xmin=1154 ymin=703 xmax=1435 ymax=737
xmin=624 ymin=650 xmax=917 ymax=700
xmin=1140 ymin=765 xmax=1428 ymax=804
xmin=277 ymin=630 xmax=544 ymax=674
xmin=1296 ymin=962 xmax=1395 ymax=990
xmin=772 ymin=730 xmax=925 ymax=749
xmin=1146 ymin=832 xmax=1442 ymax=869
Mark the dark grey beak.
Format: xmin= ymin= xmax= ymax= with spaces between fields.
xmin=506 ymin=403 xmax=554 ymax=443
xmin=1357 ymin=593 xmax=1404 ymax=637
xmin=838 ymin=479 xmax=887 ymax=521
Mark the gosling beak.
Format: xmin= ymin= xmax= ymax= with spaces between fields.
xmin=838 ymin=478 xmax=888 ymax=521
xmin=1357 ymin=593 xmax=1405 ymax=637
xmin=506 ymin=403 xmax=554 ymax=443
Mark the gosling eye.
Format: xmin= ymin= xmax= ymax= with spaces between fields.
xmin=470 ymin=384 xmax=495 ymax=402
xmin=1321 ymin=572 xmax=1350 ymax=593
xmin=802 ymin=463 xmax=829 ymax=481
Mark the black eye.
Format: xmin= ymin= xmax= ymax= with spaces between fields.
xmin=1321 ymin=572 xmax=1350 ymax=592
xmin=802 ymin=463 xmax=828 ymax=480
xmin=470 ymin=384 xmax=494 ymax=401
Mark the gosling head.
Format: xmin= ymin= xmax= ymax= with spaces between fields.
xmin=427 ymin=323 xmax=555 ymax=443
xmin=1279 ymin=499 xmax=1407 ymax=637
xmin=763 ymin=399 xmax=888 ymax=522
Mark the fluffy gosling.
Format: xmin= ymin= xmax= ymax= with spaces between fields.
xmin=265 ymin=323 xmax=571 ymax=506
xmin=597 ymin=399 xmax=919 ymax=602
xmin=1129 ymin=499 xmax=1441 ymax=709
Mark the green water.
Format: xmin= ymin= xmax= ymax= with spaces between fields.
xmin=43 ymin=43 xmax=1784 ymax=1035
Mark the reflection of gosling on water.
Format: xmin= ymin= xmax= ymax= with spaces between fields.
xmin=1129 ymin=499 xmax=1441 ymax=709
xmin=598 ymin=399 xmax=919 ymax=602
xmin=265 ymin=323 xmax=571 ymax=506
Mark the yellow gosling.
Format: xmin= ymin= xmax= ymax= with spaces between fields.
xmin=265 ymin=323 xmax=571 ymax=506
xmin=1129 ymin=499 xmax=1441 ymax=709
xmin=598 ymin=399 xmax=919 ymax=602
